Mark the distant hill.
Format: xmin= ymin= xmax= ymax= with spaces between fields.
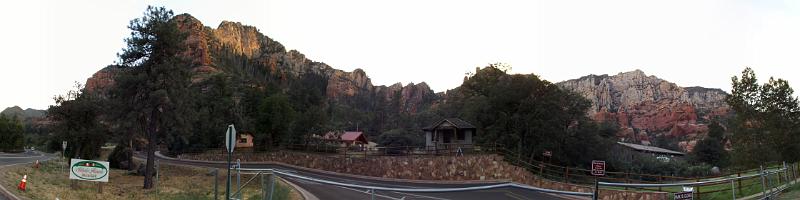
xmin=1 ymin=106 xmax=46 ymax=119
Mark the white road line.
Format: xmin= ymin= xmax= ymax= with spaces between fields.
xmin=390 ymin=191 xmax=452 ymax=200
xmin=335 ymin=185 xmax=405 ymax=200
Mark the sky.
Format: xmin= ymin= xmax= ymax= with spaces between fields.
xmin=1 ymin=0 xmax=799 ymax=110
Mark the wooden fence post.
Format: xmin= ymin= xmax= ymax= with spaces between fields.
xmin=695 ymin=178 xmax=701 ymax=200
xmin=737 ymin=172 xmax=742 ymax=195
xmin=624 ymin=172 xmax=630 ymax=190
xmin=564 ymin=167 xmax=570 ymax=183
xmin=657 ymin=176 xmax=663 ymax=191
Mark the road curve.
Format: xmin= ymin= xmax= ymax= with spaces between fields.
xmin=139 ymin=152 xmax=587 ymax=200
xmin=0 ymin=150 xmax=55 ymax=200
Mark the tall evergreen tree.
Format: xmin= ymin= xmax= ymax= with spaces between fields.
xmin=727 ymin=67 xmax=800 ymax=167
xmin=113 ymin=6 xmax=191 ymax=189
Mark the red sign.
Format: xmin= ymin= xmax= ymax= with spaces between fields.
xmin=591 ymin=160 xmax=605 ymax=176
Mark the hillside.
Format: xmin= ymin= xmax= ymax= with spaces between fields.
xmin=557 ymin=70 xmax=730 ymax=151
xmin=84 ymin=14 xmax=437 ymax=138
xmin=82 ymin=13 xmax=733 ymax=152
xmin=0 ymin=106 xmax=45 ymax=119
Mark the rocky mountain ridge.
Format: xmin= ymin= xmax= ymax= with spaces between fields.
xmin=84 ymin=14 xmax=435 ymax=114
xmin=557 ymin=70 xmax=730 ymax=151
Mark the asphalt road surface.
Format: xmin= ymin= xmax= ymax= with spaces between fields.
xmin=0 ymin=150 xmax=54 ymax=200
xmin=143 ymin=152 xmax=588 ymax=200
xmin=0 ymin=150 xmax=51 ymax=167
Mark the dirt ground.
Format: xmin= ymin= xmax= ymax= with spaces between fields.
xmin=1 ymin=154 xmax=302 ymax=200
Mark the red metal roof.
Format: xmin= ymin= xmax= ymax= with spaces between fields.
xmin=340 ymin=131 xmax=367 ymax=143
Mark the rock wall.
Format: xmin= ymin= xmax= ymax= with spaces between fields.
xmin=558 ymin=70 xmax=729 ymax=151
xmin=179 ymin=151 xmax=666 ymax=199
xmin=85 ymin=13 xmax=436 ymax=115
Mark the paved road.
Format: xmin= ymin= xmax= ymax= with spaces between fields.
xmin=0 ymin=150 xmax=54 ymax=200
xmin=142 ymin=152 xmax=588 ymax=200
xmin=0 ymin=150 xmax=51 ymax=167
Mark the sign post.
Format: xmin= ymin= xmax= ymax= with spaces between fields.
xmin=225 ymin=124 xmax=236 ymax=200
xmin=591 ymin=160 xmax=606 ymax=200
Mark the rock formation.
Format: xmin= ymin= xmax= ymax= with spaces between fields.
xmin=558 ymin=70 xmax=729 ymax=151
xmin=85 ymin=14 xmax=435 ymax=118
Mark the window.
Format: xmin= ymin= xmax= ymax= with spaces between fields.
xmin=457 ymin=131 xmax=465 ymax=140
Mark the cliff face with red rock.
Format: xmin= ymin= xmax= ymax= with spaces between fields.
xmin=557 ymin=70 xmax=729 ymax=151
xmin=84 ymin=14 xmax=436 ymax=126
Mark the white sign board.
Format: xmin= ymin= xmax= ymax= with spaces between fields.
xmin=69 ymin=159 xmax=109 ymax=182
xmin=225 ymin=124 xmax=236 ymax=153
xmin=674 ymin=191 xmax=693 ymax=200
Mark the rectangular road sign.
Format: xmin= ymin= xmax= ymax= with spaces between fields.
xmin=674 ymin=191 xmax=693 ymax=200
xmin=225 ymin=124 xmax=236 ymax=153
xmin=69 ymin=159 xmax=110 ymax=182
xmin=591 ymin=160 xmax=606 ymax=176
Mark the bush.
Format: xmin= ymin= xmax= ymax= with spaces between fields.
xmin=108 ymin=144 xmax=133 ymax=169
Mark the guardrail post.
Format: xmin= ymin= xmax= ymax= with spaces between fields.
xmin=214 ymin=168 xmax=219 ymax=200
xmin=730 ymin=179 xmax=736 ymax=200
xmin=269 ymin=171 xmax=275 ymax=200
xmin=237 ymin=160 xmax=241 ymax=200
xmin=593 ymin=178 xmax=599 ymax=200
xmin=760 ymin=165 xmax=767 ymax=199
xmin=784 ymin=162 xmax=789 ymax=184
xmin=261 ymin=172 xmax=267 ymax=200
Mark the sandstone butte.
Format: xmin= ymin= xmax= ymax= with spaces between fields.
xmin=558 ymin=70 xmax=731 ymax=152
xmin=84 ymin=14 xmax=731 ymax=153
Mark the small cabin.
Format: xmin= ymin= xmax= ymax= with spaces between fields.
xmin=236 ymin=132 xmax=255 ymax=148
xmin=340 ymin=131 xmax=368 ymax=146
xmin=423 ymin=118 xmax=476 ymax=149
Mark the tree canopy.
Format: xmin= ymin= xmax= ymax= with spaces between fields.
xmin=727 ymin=67 xmax=800 ymax=167
xmin=436 ymin=64 xmax=615 ymax=167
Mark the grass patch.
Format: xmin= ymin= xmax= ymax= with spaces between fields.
xmin=1 ymin=156 xmax=301 ymax=200
xmin=603 ymin=170 xmax=794 ymax=200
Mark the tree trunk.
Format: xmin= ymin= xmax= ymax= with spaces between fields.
xmin=143 ymin=108 xmax=159 ymax=189
xmin=143 ymin=133 xmax=155 ymax=189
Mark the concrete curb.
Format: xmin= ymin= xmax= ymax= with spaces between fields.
xmin=156 ymin=151 xmax=512 ymax=185
xmin=278 ymin=176 xmax=318 ymax=200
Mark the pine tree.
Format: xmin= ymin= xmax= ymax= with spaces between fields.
xmin=114 ymin=6 xmax=191 ymax=189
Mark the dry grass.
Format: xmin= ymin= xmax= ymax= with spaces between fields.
xmin=1 ymin=156 xmax=302 ymax=200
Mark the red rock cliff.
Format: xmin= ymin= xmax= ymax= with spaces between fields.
xmin=558 ymin=70 xmax=729 ymax=151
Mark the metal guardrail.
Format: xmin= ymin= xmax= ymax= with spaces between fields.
xmin=236 ymin=167 xmax=595 ymax=199
xmin=597 ymin=163 xmax=795 ymax=200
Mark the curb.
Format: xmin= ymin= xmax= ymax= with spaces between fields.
xmin=155 ymin=152 xmax=512 ymax=185
xmin=278 ymin=176 xmax=318 ymax=200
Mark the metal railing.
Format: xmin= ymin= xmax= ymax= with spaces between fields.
xmin=233 ymin=167 xmax=594 ymax=200
xmin=597 ymin=163 xmax=796 ymax=200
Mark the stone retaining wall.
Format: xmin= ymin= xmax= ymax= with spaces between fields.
xmin=179 ymin=151 xmax=667 ymax=199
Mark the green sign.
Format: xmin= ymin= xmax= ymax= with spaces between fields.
xmin=69 ymin=159 xmax=109 ymax=182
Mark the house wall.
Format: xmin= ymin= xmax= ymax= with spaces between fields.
xmin=465 ymin=129 xmax=473 ymax=144
xmin=425 ymin=131 xmax=432 ymax=147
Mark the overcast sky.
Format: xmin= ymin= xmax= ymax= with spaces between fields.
xmin=1 ymin=0 xmax=799 ymax=110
